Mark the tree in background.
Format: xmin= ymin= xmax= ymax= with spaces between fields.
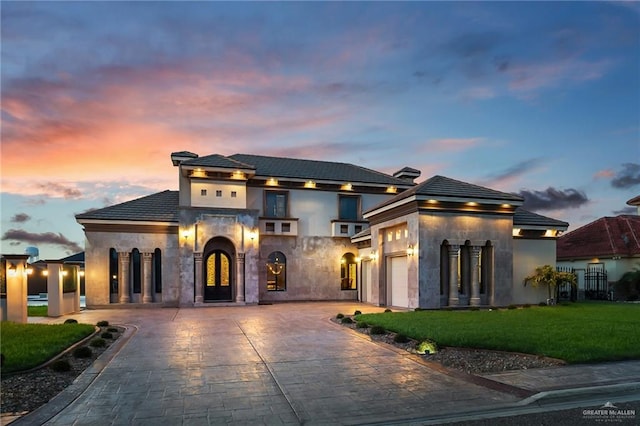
xmin=524 ymin=265 xmax=577 ymax=304
xmin=614 ymin=264 xmax=640 ymax=301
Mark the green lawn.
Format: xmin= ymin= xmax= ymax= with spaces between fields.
xmin=355 ymin=302 xmax=640 ymax=363
xmin=1 ymin=322 xmax=95 ymax=373
xmin=27 ymin=305 xmax=48 ymax=317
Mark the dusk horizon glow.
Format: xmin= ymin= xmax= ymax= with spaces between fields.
xmin=1 ymin=1 xmax=639 ymax=260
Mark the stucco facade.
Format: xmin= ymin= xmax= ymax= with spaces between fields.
xmin=76 ymin=152 xmax=567 ymax=309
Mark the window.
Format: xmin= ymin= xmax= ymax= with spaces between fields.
xmin=281 ymin=223 xmax=291 ymax=233
xmin=340 ymin=224 xmax=349 ymax=234
xmin=153 ymin=248 xmax=162 ymax=293
xmin=339 ymin=195 xmax=359 ymax=220
xmin=109 ymin=248 xmax=118 ymax=294
xmin=340 ymin=253 xmax=357 ymax=290
xmin=354 ymin=225 xmax=363 ymax=233
xmin=216 ymin=190 xmax=222 ymax=197
xmin=266 ymin=222 xmax=275 ymax=232
xmin=201 ymin=189 xmax=207 ymax=196
xmin=265 ymin=191 xmax=288 ymax=217
xmin=267 ymin=251 xmax=286 ymax=291
xmin=131 ymin=248 xmax=141 ymax=294
xmin=231 ymin=191 xmax=237 ymax=198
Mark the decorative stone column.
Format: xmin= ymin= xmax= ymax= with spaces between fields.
xmin=46 ymin=261 xmax=64 ymax=317
xmin=470 ymin=246 xmax=482 ymax=306
xmin=448 ymin=245 xmax=460 ymax=306
xmin=194 ymin=252 xmax=203 ymax=303
xmin=118 ymin=252 xmax=131 ymax=303
xmin=236 ymin=253 xmax=245 ymax=303
xmin=3 ymin=254 xmax=29 ymax=323
xmin=142 ymin=252 xmax=153 ymax=303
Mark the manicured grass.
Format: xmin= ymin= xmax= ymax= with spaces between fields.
xmin=28 ymin=305 xmax=48 ymax=317
xmin=356 ymin=302 xmax=640 ymax=363
xmin=1 ymin=322 xmax=95 ymax=373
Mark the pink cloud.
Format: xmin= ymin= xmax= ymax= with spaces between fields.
xmin=594 ymin=169 xmax=615 ymax=179
xmin=423 ymin=138 xmax=484 ymax=153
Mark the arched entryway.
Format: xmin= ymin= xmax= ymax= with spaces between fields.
xmin=203 ymin=237 xmax=235 ymax=302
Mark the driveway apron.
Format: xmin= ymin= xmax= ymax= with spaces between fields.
xmin=30 ymin=303 xmax=518 ymax=425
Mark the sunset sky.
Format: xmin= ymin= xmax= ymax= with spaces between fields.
xmin=2 ymin=1 xmax=639 ymax=261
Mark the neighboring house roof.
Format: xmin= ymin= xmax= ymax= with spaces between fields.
xmin=60 ymin=252 xmax=84 ymax=263
xmin=513 ymin=209 xmax=569 ymax=229
xmin=76 ymin=190 xmax=179 ymax=222
xmin=228 ymin=154 xmax=413 ymax=186
xmin=627 ymin=195 xmax=640 ymax=206
xmin=366 ymin=175 xmax=524 ymax=214
xmin=557 ymin=215 xmax=640 ymax=260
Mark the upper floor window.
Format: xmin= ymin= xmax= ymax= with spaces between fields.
xmin=339 ymin=195 xmax=360 ymax=221
xmin=265 ymin=191 xmax=288 ymax=218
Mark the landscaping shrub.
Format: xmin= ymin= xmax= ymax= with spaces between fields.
xmin=415 ymin=339 xmax=438 ymax=355
xmin=414 ymin=308 xmax=423 ymax=311
xmin=356 ymin=321 xmax=369 ymax=329
xmin=370 ymin=325 xmax=386 ymax=335
xmin=538 ymin=302 xmax=547 ymax=306
xmin=523 ymin=304 xmax=531 ymax=308
xmin=107 ymin=327 xmax=118 ymax=333
xmin=470 ymin=307 xmax=479 ymax=311
xmin=96 ymin=320 xmax=109 ymax=327
xmin=64 ymin=319 xmax=78 ymax=324
xmin=336 ymin=313 xmax=344 ymax=319
xmin=341 ymin=317 xmax=354 ymax=324
xmin=394 ymin=333 xmax=409 ymax=343
xmin=507 ymin=304 xmax=517 ymax=310
xmin=353 ymin=310 xmax=362 ymax=316
xmin=384 ymin=309 xmax=392 ymax=313
xmin=73 ymin=346 xmax=92 ymax=358
xmin=101 ymin=332 xmax=114 ymax=339
xmin=90 ymin=338 xmax=106 ymax=348
xmin=51 ymin=359 xmax=71 ymax=372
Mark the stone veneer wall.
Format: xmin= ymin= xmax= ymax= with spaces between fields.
xmin=418 ymin=211 xmax=514 ymax=308
xmin=83 ymin=230 xmax=180 ymax=306
xmin=258 ymin=236 xmax=359 ymax=302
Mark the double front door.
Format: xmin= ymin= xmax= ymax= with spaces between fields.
xmin=204 ymin=250 xmax=232 ymax=301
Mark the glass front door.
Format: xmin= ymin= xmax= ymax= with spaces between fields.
xmin=204 ymin=250 xmax=232 ymax=301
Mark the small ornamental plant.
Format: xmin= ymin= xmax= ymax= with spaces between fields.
xmin=64 ymin=319 xmax=78 ymax=324
xmin=393 ymin=333 xmax=409 ymax=343
xmin=51 ymin=359 xmax=71 ymax=372
xmin=341 ymin=317 xmax=354 ymax=324
xmin=96 ymin=321 xmax=109 ymax=327
xmin=107 ymin=327 xmax=119 ymax=333
xmin=73 ymin=346 xmax=92 ymax=358
xmin=101 ymin=332 xmax=114 ymax=339
xmin=370 ymin=325 xmax=386 ymax=335
xmin=356 ymin=321 xmax=369 ymax=329
xmin=353 ymin=310 xmax=362 ymax=316
xmin=90 ymin=338 xmax=106 ymax=348
xmin=384 ymin=309 xmax=392 ymax=313
xmin=336 ymin=313 xmax=344 ymax=319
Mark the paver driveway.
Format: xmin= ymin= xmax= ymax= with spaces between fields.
xmin=26 ymin=303 xmax=519 ymax=425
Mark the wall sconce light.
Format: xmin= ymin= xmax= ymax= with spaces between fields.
xmin=62 ymin=270 xmax=69 ymax=277
xmin=43 ymin=270 xmax=49 ymax=277
xmin=407 ymin=244 xmax=415 ymax=256
xmin=111 ymin=274 xmax=117 ymax=280
xmin=370 ymin=250 xmax=378 ymax=261
xmin=25 ymin=266 xmax=33 ymax=275
xmin=248 ymin=230 xmax=258 ymax=241
xmin=355 ymin=256 xmax=361 ymax=263
xmin=182 ymin=230 xmax=190 ymax=239
xmin=79 ymin=270 xmax=85 ymax=277
xmin=7 ymin=263 xmax=17 ymax=276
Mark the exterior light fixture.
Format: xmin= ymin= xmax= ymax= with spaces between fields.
xmin=62 ymin=270 xmax=69 ymax=277
xmin=407 ymin=244 xmax=415 ymax=256
xmin=25 ymin=266 xmax=33 ymax=275
xmin=7 ymin=263 xmax=17 ymax=276
xmin=370 ymin=250 xmax=378 ymax=261
xmin=466 ymin=202 xmax=478 ymax=206
xmin=43 ymin=270 xmax=49 ymax=277
xmin=266 ymin=178 xmax=279 ymax=186
xmin=355 ymin=256 xmax=361 ymax=263
xmin=341 ymin=183 xmax=353 ymax=191
xmin=248 ymin=230 xmax=258 ymax=241
xmin=386 ymin=186 xmax=397 ymax=193
xmin=512 ymin=228 xmax=521 ymax=237
xmin=79 ymin=270 xmax=85 ymax=277
xmin=182 ymin=230 xmax=190 ymax=239
xmin=304 ymin=180 xmax=316 ymax=189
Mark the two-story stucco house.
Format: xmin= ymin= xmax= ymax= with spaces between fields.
xmin=76 ymin=152 xmax=567 ymax=308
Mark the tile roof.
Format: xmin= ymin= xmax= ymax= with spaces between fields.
xmin=228 ymin=154 xmax=412 ymax=186
xmin=513 ymin=209 xmax=569 ymax=228
xmin=182 ymin=154 xmax=255 ymax=170
xmin=76 ymin=190 xmax=179 ymax=222
xmin=557 ymin=215 xmax=640 ymax=259
xmin=366 ymin=175 xmax=524 ymax=213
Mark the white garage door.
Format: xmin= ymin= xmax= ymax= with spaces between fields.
xmin=390 ymin=256 xmax=408 ymax=308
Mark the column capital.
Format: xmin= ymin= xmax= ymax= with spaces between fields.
xmin=194 ymin=252 xmax=203 ymax=260
xmin=471 ymin=246 xmax=482 ymax=256
xmin=142 ymin=252 xmax=153 ymax=260
xmin=119 ymin=252 xmax=130 ymax=260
